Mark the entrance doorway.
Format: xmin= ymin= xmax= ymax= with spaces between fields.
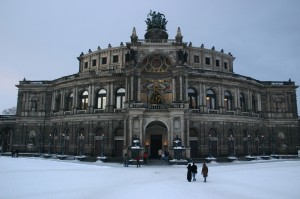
xmin=150 ymin=135 xmax=162 ymax=158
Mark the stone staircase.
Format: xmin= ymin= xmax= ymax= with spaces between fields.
xmin=145 ymin=158 xmax=170 ymax=166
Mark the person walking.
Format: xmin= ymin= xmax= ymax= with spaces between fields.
xmin=11 ymin=149 xmax=15 ymax=158
xmin=136 ymin=155 xmax=141 ymax=167
xmin=201 ymin=163 xmax=208 ymax=182
xmin=191 ymin=162 xmax=198 ymax=181
xmin=15 ymin=149 xmax=19 ymax=157
xmin=187 ymin=163 xmax=192 ymax=182
xmin=143 ymin=152 xmax=148 ymax=164
xmin=123 ymin=154 xmax=129 ymax=167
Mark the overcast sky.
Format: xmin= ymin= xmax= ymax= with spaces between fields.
xmin=1 ymin=0 xmax=300 ymax=114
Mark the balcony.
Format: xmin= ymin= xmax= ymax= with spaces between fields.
xmin=77 ymin=110 xmax=86 ymax=114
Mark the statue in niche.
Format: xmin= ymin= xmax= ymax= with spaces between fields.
xmin=178 ymin=49 xmax=183 ymax=61
xmin=125 ymin=49 xmax=136 ymax=64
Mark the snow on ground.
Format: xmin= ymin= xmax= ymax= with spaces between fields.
xmin=0 ymin=156 xmax=299 ymax=199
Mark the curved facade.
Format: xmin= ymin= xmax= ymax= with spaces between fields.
xmin=1 ymin=16 xmax=299 ymax=160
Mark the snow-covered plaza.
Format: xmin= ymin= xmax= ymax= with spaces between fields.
xmin=0 ymin=156 xmax=299 ymax=199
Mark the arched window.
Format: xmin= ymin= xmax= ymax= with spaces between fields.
xmin=224 ymin=91 xmax=233 ymax=110
xmin=28 ymin=130 xmax=36 ymax=144
xmin=66 ymin=93 xmax=73 ymax=111
xmin=227 ymin=129 xmax=234 ymax=137
xmin=116 ymin=88 xmax=125 ymax=109
xmin=97 ymin=89 xmax=107 ymax=109
xmin=188 ymin=88 xmax=197 ymax=109
xmin=189 ymin=128 xmax=198 ymax=137
xmin=209 ymin=128 xmax=218 ymax=137
xmin=80 ymin=91 xmax=89 ymax=110
xmin=240 ymin=93 xmax=246 ymax=112
xmin=206 ymin=89 xmax=216 ymax=110
xmin=252 ymin=95 xmax=257 ymax=113
xmin=115 ymin=128 xmax=124 ymax=136
xmin=55 ymin=95 xmax=61 ymax=112
xmin=31 ymin=96 xmax=38 ymax=111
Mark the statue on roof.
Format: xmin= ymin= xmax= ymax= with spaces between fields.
xmin=145 ymin=10 xmax=168 ymax=31
xmin=144 ymin=11 xmax=169 ymax=41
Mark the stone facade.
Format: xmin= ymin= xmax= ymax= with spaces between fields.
xmin=0 ymin=15 xmax=299 ymax=159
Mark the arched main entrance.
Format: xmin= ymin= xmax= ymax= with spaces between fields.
xmin=0 ymin=127 xmax=12 ymax=152
xmin=145 ymin=121 xmax=168 ymax=159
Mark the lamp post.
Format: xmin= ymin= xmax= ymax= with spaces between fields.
xmin=79 ymin=134 xmax=84 ymax=156
xmin=60 ymin=133 xmax=65 ymax=156
xmin=247 ymin=135 xmax=252 ymax=156
xmin=146 ymin=142 xmax=149 ymax=154
xmin=48 ymin=134 xmax=52 ymax=155
xmin=208 ymin=134 xmax=212 ymax=158
xmin=260 ymin=135 xmax=265 ymax=156
xmin=228 ymin=134 xmax=234 ymax=157
xmin=99 ymin=134 xmax=105 ymax=157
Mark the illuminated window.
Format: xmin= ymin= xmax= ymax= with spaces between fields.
xmin=80 ymin=91 xmax=88 ymax=110
xmin=188 ymin=88 xmax=197 ymax=108
xmin=224 ymin=91 xmax=233 ymax=110
xmin=116 ymin=88 xmax=125 ymax=109
xmin=206 ymin=89 xmax=216 ymax=109
xmin=97 ymin=89 xmax=107 ymax=109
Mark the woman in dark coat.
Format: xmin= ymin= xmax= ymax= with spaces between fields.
xmin=187 ymin=163 xmax=192 ymax=182
xmin=201 ymin=163 xmax=208 ymax=182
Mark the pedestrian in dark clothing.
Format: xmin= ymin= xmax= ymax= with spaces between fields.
xmin=187 ymin=163 xmax=192 ymax=182
xmin=143 ymin=152 xmax=148 ymax=164
xmin=123 ymin=154 xmax=129 ymax=167
xmin=191 ymin=162 xmax=197 ymax=181
xmin=11 ymin=149 xmax=15 ymax=158
xmin=15 ymin=149 xmax=19 ymax=157
xmin=136 ymin=155 xmax=141 ymax=167
xmin=201 ymin=163 xmax=208 ymax=182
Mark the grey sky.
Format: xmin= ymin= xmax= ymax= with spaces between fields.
xmin=1 ymin=0 xmax=300 ymax=114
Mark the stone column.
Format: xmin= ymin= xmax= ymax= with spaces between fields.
xmin=248 ymin=90 xmax=251 ymax=111
xmin=61 ymin=90 xmax=65 ymax=111
xmin=169 ymin=117 xmax=174 ymax=147
xmin=180 ymin=116 xmax=184 ymax=145
xmin=139 ymin=117 xmax=143 ymax=145
xmin=186 ymin=119 xmax=190 ymax=146
xmin=234 ymin=87 xmax=238 ymax=110
xmin=88 ymin=85 xmax=92 ymax=112
xmin=179 ymin=75 xmax=183 ymax=101
xmin=257 ymin=93 xmax=262 ymax=112
xmin=172 ymin=77 xmax=176 ymax=101
xmin=137 ymin=74 xmax=141 ymax=101
xmin=218 ymin=85 xmax=222 ymax=111
xmin=125 ymin=75 xmax=129 ymax=102
xmin=51 ymin=92 xmax=56 ymax=111
xmin=110 ymin=82 xmax=114 ymax=106
xmin=129 ymin=117 xmax=133 ymax=147
xmin=123 ymin=118 xmax=127 ymax=148
xmin=91 ymin=84 xmax=95 ymax=108
xmin=75 ymin=86 xmax=78 ymax=109
xmin=130 ymin=75 xmax=134 ymax=101
xmin=185 ymin=74 xmax=188 ymax=102
xmin=198 ymin=82 xmax=202 ymax=108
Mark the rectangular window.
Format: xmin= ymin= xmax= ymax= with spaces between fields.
xmin=205 ymin=57 xmax=211 ymax=65
xmin=216 ymin=60 xmax=220 ymax=67
xmin=224 ymin=62 xmax=228 ymax=69
xmin=113 ymin=55 xmax=119 ymax=63
xmin=194 ymin=55 xmax=199 ymax=63
xmin=92 ymin=59 xmax=97 ymax=67
xmin=84 ymin=62 xmax=88 ymax=69
xmin=101 ymin=57 xmax=107 ymax=65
